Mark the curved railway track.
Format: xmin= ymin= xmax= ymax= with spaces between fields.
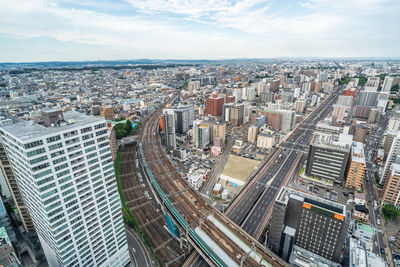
xmin=137 ymin=96 xmax=287 ymax=267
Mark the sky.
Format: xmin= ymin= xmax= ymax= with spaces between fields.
xmin=0 ymin=0 xmax=399 ymax=62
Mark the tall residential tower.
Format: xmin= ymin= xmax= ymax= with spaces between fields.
xmin=0 ymin=110 xmax=129 ymax=267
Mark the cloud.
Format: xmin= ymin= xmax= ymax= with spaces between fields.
xmin=0 ymin=0 xmax=399 ymax=61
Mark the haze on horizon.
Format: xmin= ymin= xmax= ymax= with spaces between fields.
xmin=1 ymin=0 xmax=399 ymax=63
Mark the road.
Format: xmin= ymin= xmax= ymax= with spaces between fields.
xmin=226 ymin=89 xmax=341 ymax=238
xmin=201 ymin=136 xmax=234 ymax=195
xmin=364 ymin=109 xmax=395 ymax=261
xmin=187 ymin=90 xmax=341 ymax=267
xmin=125 ymin=229 xmax=153 ymax=267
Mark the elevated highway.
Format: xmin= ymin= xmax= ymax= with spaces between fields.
xmin=185 ymin=89 xmax=342 ymax=266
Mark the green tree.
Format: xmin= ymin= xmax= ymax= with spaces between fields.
xmin=391 ymin=84 xmax=399 ymax=93
xmin=357 ymin=76 xmax=368 ymax=86
xmin=378 ymin=73 xmax=387 ymax=81
xmin=126 ymin=120 xmax=133 ymax=132
xmin=382 ymin=204 xmax=400 ymax=221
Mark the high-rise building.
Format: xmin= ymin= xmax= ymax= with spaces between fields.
xmin=387 ymin=114 xmax=400 ymax=132
xmin=294 ymin=99 xmax=306 ymax=114
xmin=336 ymin=95 xmax=353 ymax=107
xmin=0 ymin=111 xmax=129 ymax=267
xmin=230 ymin=104 xmax=244 ymax=126
xmin=279 ymin=92 xmax=294 ymax=103
xmin=257 ymin=82 xmax=267 ymax=95
xmin=333 ymin=105 xmax=346 ymax=121
xmin=306 ymin=133 xmax=352 ymax=184
xmin=0 ymin=140 xmax=35 ymax=232
xmin=343 ymin=88 xmax=356 ymax=99
xmin=210 ymin=122 xmax=226 ymax=144
xmin=248 ymin=125 xmax=258 ymax=143
xmin=258 ymin=110 xmax=281 ymax=131
xmin=381 ymin=157 xmax=400 ymax=206
xmin=345 ymin=142 xmax=366 ymax=190
xmin=162 ymin=109 xmax=176 ymax=150
xmin=280 ymin=110 xmax=295 ymax=133
xmin=354 ymin=105 xmax=372 ymax=119
xmin=269 ymin=80 xmax=280 ymax=91
xmin=245 ymin=87 xmax=256 ymax=101
xmin=261 ymin=92 xmax=275 ymax=103
xmin=106 ymin=123 xmax=118 ymax=162
xmin=357 ymin=91 xmax=379 ymax=106
xmin=381 ymin=131 xmax=400 ymax=184
xmin=364 ymin=77 xmax=380 ymax=91
xmin=232 ymin=89 xmax=242 ymax=102
xmin=382 ymin=76 xmax=395 ymax=93
xmin=177 ymin=104 xmax=194 ymax=127
xmin=294 ymin=87 xmax=301 ymax=98
xmin=377 ymin=92 xmax=389 ymax=110
xmin=204 ymin=97 xmax=224 ymax=117
xmin=193 ymin=123 xmax=210 ymax=149
xmin=174 ymin=108 xmax=189 ymax=134
xmin=353 ymin=124 xmax=367 ymax=143
xmin=368 ymin=108 xmax=381 ymax=123
xmin=254 ymin=115 xmax=266 ymax=128
xmin=223 ymin=103 xmax=233 ymax=122
xmin=269 ymin=187 xmax=348 ymax=263
xmin=188 ymin=81 xmax=200 ymax=91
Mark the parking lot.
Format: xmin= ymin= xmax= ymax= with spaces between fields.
xmin=290 ymin=176 xmax=351 ymax=207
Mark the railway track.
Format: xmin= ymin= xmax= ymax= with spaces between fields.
xmin=119 ymin=143 xmax=185 ymax=266
xmin=138 ymin=96 xmax=287 ymax=267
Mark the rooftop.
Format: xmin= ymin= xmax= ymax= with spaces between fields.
xmin=312 ymin=133 xmax=352 ymax=152
xmin=357 ymin=223 xmax=375 ymax=234
xmin=277 ymin=187 xmax=346 ymax=216
xmin=0 ymin=112 xmax=105 ymax=142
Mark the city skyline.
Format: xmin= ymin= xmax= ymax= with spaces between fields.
xmin=1 ymin=0 xmax=400 ymax=62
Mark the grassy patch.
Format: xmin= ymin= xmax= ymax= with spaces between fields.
xmin=114 ymin=150 xmax=161 ymax=266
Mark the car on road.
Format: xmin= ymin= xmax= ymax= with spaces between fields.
xmin=377 ymin=219 xmax=381 ymax=225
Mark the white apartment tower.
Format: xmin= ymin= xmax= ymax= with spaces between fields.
xmin=382 ymin=76 xmax=394 ymax=93
xmin=0 ymin=110 xmax=129 ymax=267
xmin=381 ymin=131 xmax=400 ymax=184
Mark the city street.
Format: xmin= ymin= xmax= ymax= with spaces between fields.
xmin=125 ymin=229 xmax=153 ymax=267
xmin=364 ymin=109 xmax=395 ymax=262
xmin=201 ymin=135 xmax=234 ymax=196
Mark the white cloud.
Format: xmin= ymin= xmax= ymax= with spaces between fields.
xmin=0 ymin=0 xmax=399 ymax=61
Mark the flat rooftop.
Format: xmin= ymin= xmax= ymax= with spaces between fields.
xmin=221 ymin=155 xmax=259 ymax=183
xmin=0 ymin=112 xmax=105 ymax=142
xmin=351 ymin=141 xmax=366 ymax=164
xmin=277 ymin=187 xmax=346 ymax=216
xmin=312 ymin=133 xmax=352 ymax=152
xmin=357 ymin=223 xmax=374 ymax=234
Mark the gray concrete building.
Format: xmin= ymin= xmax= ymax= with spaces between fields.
xmin=306 ymin=133 xmax=352 ymax=184
xmin=269 ymin=187 xmax=348 ymax=263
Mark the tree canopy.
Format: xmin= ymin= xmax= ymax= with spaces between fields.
xmin=382 ymin=204 xmax=400 ymax=221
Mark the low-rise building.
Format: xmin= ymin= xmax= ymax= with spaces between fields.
xmin=257 ymin=130 xmax=275 ymax=149
xmin=349 ymin=238 xmax=387 ymax=267
xmin=188 ymin=173 xmax=203 ymax=190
